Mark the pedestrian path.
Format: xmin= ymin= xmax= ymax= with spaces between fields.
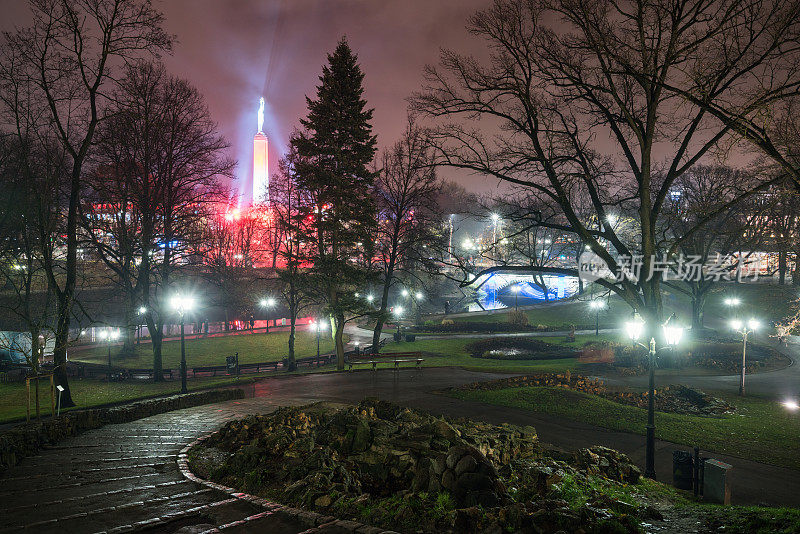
xmin=0 ymin=402 xmax=308 ymax=534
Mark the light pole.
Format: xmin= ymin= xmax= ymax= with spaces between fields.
xmin=394 ymin=306 xmax=405 ymax=337
xmin=137 ymin=306 xmax=146 ymax=345
xmin=511 ymin=284 xmax=522 ymax=311
xmin=730 ymin=318 xmax=758 ymax=396
xmin=491 ymin=213 xmax=500 ymax=244
xmin=170 ymin=294 xmax=196 ymax=394
xmin=589 ymin=300 xmax=606 ymax=336
xmin=625 ymin=314 xmax=684 ymax=480
xmin=259 ymin=297 xmax=276 ymax=333
xmin=98 ymin=328 xmax=120 ymax=381
xmin=313 ymin=320 xmax=328 ymax=359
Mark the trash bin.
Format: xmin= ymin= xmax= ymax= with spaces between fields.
xmin=405 ymin=334 xmax=416 ymax=342
xmin=672 ymin=450 xmax=694 ymax=490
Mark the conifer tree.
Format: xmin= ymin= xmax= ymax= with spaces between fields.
xmin=292 ymin=38 xmax=378 ymax=369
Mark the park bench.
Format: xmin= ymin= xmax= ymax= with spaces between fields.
xmin=347 ymin=351 xmax=424 ymax=372
xmin=192 ymin=364 xmax=227 ymax=377
xmin=237 ymin=361 xmax=280 ymax=373
xmin=127 ymin=368 xmax=174 ymax=380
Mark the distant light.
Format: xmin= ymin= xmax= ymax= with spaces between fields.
xmin=401 ymin=289 xmax=409 ymax=297
xmin=783 ymin=399 xmax=799 ymax=411
xmin=746 ymin=319 xmax=759 ymax=331
xmin=724 ymin=297 xmax=741 ymax=307
xmin=138 ymin=306 xmax=147 ymax=315
xmin=730 ymin=319 xmax=743 ymax=330
xmin=511 ymin=285 xmax=521 ymax=293
xmin=589 ymin=300 xmax=606 ymax=309
xmin=354 ymin=292 xmax=360 ymax=298
xmin=260 ymin=297 xmax=276 ymax=308
xmin=366 ymin=294 xmax=374 ymax=302
xmin=491 ymin=213 xmax=500 ymax=222
xmin=394 ymin=306 xmax=404 ymax=316
xmin=80 ymin=330 xmax=86 ymax=336
xmin=56 ymin=385 xmax=64 ymax=392
xmin=415 ymin=291 xmax=424 ymax=300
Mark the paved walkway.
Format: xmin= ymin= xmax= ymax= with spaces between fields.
xmin=3 ymin=367 xmax=800 ymax=532
xmin=0 ymin=401 xmax=311 ymax=534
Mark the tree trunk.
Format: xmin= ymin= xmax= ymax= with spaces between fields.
xmin=691 ymin=293 xmax=705 ymax=330
xmin=287 ymin=319 xmax=296 ymax=371
xmin=372 ymin=275 xmax=392 ymax=352
xmin=52 ymin=295 xmax=75 ymax=407
xmin=792 ymin=252 xmax=800 ymax=286
xmin=779 ymin=250 xmax=787 ymax=285
xmin=334 ymin=312 xmax=345 ymax=370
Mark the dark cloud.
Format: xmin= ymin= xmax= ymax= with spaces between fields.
xmin=0 ymin=0 xmax=500 ymax=197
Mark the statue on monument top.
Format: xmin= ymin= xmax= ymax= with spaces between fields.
xmin=257 ymin=97 xmax=265 ymax=133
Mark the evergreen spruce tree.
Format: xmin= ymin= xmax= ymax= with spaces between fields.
xmin=292 ymin=37 xmax=378 ymax=369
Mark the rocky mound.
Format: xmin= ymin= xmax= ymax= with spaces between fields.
xmin=451 ymin=373 xmax=734 ymax=416
xmin=188 ymin=399 xmax=657 ymax=533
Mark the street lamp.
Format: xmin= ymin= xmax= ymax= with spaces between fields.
xmin=730 ymin=318 xmax=758 ymax=396
xmin=401 ymin=288 xmax=409 ymax=298
xmin=137 ymin=306 xmax=147 ymax=345
xmin=625 ymin=313 xmax=684 ymax=480
xmin=589 ymin=300 xmax=606 ymax=336
xmin=259 ymin=297 xmax=276 ymax=333
xmin=98 ymin=328 xmax=120 ymax=381
xmin=393 ymin=306 xmax=405 ymax=336
xmin=170 ymin=294 xmax=196 ymax=394
xmin=511 ymin=284 xmax=522 ymax=311
xmin=312 ymin=319 xmax=328 ymax=359
xmin=724 ymin=297 xmax=741 ymax=307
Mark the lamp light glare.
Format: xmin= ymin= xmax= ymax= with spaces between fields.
xmin=625 ymin=317 xmax=645 ymax=341
xmin=783 ymin=399 xmax=799 ymax=411
xmin=663 ymin=325 xmax=684 ymax=346
xmin=730 ymin=319 xmax=743 ymax=331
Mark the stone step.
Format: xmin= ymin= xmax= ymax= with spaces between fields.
xmin=0 ymin=459 xmax=172 ymax=479
xmin=0 ymin=487 xmax=222 ymax=533
xmin=196 ymin=510 xmax=307 ymax=534
xmin=1 ymin=477 xmax=194 ymax=511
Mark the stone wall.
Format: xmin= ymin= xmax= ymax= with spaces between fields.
xmin=0 ymin=388 xmax=245 ymax=472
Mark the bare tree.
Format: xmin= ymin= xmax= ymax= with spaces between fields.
xmin=411 ymin=0 xmax=795 ymax=329
xmin=271 ymin=145 xmax=315 ymax=370
xmin=93 ymin=61 xmax=232 ymax=380
xmin=201 ymin=203 xmax=267 ymax=330
xmin=0 ymin=0 xmax=171 ymax=404
xmin=661 ymin=166 xmax=769 ymax=329
xmin=371 ymin=119 xmax=442 ymax=349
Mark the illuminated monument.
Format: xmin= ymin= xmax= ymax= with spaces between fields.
xmin=253 ymin=97 xmax=269 ymax=204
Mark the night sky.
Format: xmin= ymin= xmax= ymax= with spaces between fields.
xmin=0 ymin=0 xmax=495 ymax=197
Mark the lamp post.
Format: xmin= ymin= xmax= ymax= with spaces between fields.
xmin=170 ymin=294 xmax=196 ymax=394
xmin=98 ymin=328 xmax=120 ymax=381
xmin=259 ymin=297 xmax=276 ymax=333
xmin=137 ymin=306 xmax=146 ymax=345
xmin=730 ymin=318 xmax=758 ymax=396
xmin=394 ymin=306 xmax=405 ymax=337
xmin=625 ymin=314 xmax=684 ymax=480
xmin=512 ymin=284 xmax=521 ymax=311
xmin=589 ymin=300 xmax=606 ymax=336
xmin=313 ymin=319 xmax=328 ymax=359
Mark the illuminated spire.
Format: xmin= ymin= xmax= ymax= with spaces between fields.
xmin=257 ymin=97 xmax=265 ymax=133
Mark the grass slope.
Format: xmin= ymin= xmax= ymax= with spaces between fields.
xmin=448 ymin=386 xmax=800 ymax=469
xmin=71 ymin=331 xmax=343 ymax=369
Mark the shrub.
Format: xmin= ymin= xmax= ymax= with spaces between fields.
xmin=464 ymin=337 xmax=577 ymax=360
xmin=507 ymin=309 xmax=529 ymax=326
xmin=441 ymin=319 xmax=454 ymax=325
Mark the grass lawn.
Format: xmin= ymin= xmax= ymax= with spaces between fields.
xmin=373 ymin=334 xmax=614 ymax=374
xmin=446 ymin=295 xmax=633 ymax=329
xmin=447 ymin=386 xmax=800 ymax=469
xmin=0 ymin=375 xmax=256 ymax=423
xmin=71 ymin=331 xmax=344 ymax=369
